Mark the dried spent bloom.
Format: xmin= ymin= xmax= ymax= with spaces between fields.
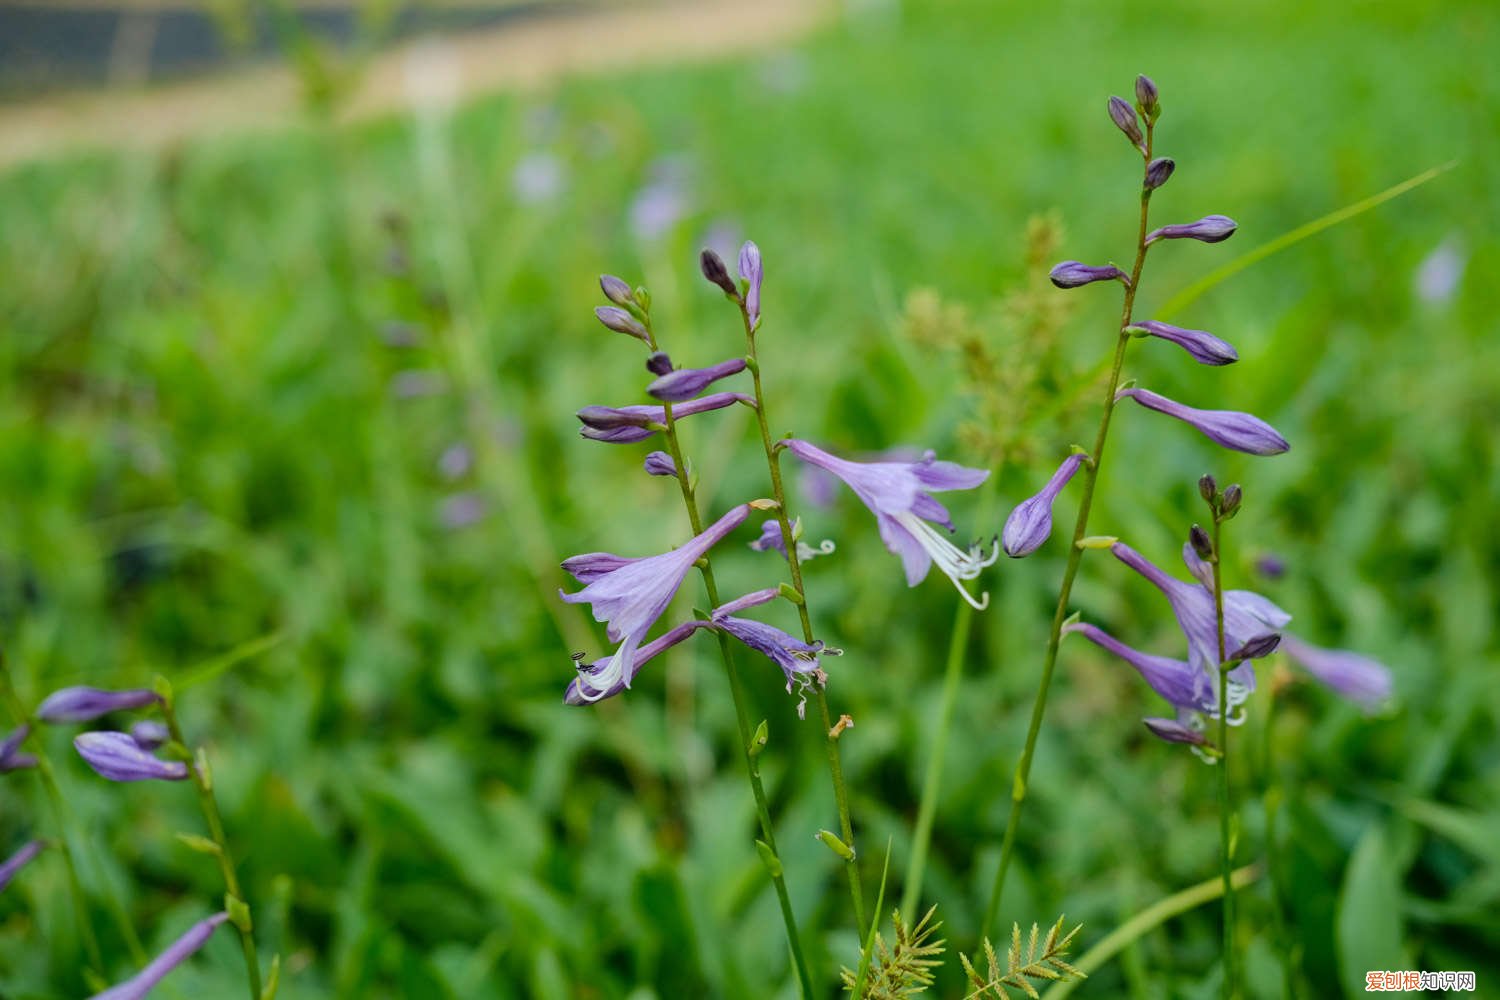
xmin=1049 ymin=260 xmax=1130 ymax=289
xmin=0 ymin=839 xmax=45 ymax=894
xmin=700 ymin=249 xmax=740 ymax=296
xmin=1144 ymin=157 xmax=1176 ymax=191
xmin=1107 ymin=95 xmax=1145 ymax=150
xmin=35 ymin=686 xmax=160 ymax=724
xmin=748 ymin=518 xmax=836 ymax=563
xmin=1129 ymin=320 xmax=1238 ymax=366
xmin=74 ymin=732 xmax=190 ymax=783
xmin=1117 ymin=387 xmax=1289 ymax=455
xmin=1144 ymin=717 xmax=1209 ymax=746
xmin=1146 ymin=214 xmax=1238 ymax=245
xmin=564 ymin=620 xmax=709 ymax=705
xmin=0 ymin=725 xmax=36 ymax=773
xmin=594 ymin=305 xmax=650 ymax=342
xmin=1065 ymin=621 xmax=1217 ymax=715
xmin=129 ymin=720 xmax=171 ymax=751
xmin=1003 ymin=453 xmax=1085 ymax=557
xmin=599 ymin=274 xmax=635 ymax=307
xmin=560 ymin=504 xmax=751 ymax=702
xmin=1279 ymin=634 xmax=1393 ymax=711
xmin=577 ymin=392 xmax=755 ymax=443
xmin=784 ymin=440 xmax=997 ymax=608
xmin=643 ymin=451 xmax=677 ymax=477
xmin=91 ymin=911 xmax=229 ymax=1000
xmin=646 ymin=358 xmax=748 ymax=402
xmin=738 ymin=241 xmax=764 ymax=329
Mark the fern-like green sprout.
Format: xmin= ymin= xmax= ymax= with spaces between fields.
xmin=841 ymin=906 xmax=946 ymax=999
xmin=959 ymin=916 xmax=1085 ymax=999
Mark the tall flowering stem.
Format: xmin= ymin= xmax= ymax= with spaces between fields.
xmin=982 ymin=104 xmax=1160 ymax=938
xmin=1210 ymin=505 xmax=1237 ymax=999
xmin=158 ymin=691 xmax=262 ymax=1000
xmin=637 ymin=314 xmax=817 ymax=998
xmin=736 ymin=288 xmax=867 ymax=933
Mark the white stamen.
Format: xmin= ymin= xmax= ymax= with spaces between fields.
xmin=892 ymin=512 xmax=1000 ymax=610
xmin=574 ymin=642 xmax=632 ymax=703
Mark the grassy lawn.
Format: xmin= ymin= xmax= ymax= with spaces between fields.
xmin=0 ymin=0 xmax=1497 ymax=996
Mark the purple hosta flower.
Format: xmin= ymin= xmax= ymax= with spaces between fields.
xmin=784 ymin=440 xmax=997 ymax=609
xmin=594 ymin=306 xmax=650 ymax=343
xmin=646 ymin=358 xmax=747 ymax=402
xmin=643 ymin=451 xmax=677 ymax=477
xmin=1065 ymin=621 xmax=1218 ymax=715
xmin=748 ymin=518 xmax=836 ymax=563
xmin=711 ymin=608 xmax=824 ymax=692
xmin=1129 ymin=320 xmax=1238 ymax=366
xmin=1003 ymin=453 xmax=1085 ymax=558
xmin=438 ymin=443 xmax=473 ymax=481
xmin=576 ymin=392 xmax=756 ymax=444
xmin=74 ymin=732 xmax=190 ymax=782
xmin=1143 ymin=716 xmax=1209 ymax=747
xmin=1112 ymin=540 xmax=1290 ymax=704
xmin=564 ymin=620 xmax=709 ymax=705
xmin=91 ymin=911 xmax=229 ymax=1000
xmin=1279 ymin=634 xmax=1393 ymax=711
xmin=1107 ymin=95 xmax=1144 ymax=150
xmin=1146 ymin=214 xmax=1238 ymax=245
xmin=1144 ymin=157 xmax=1175 ymax=191
xmin=1049 ymin=261 xmax=1130 ymax=289
xmin=560 ymin=504 xmax=751 ymax=702
xmin=0 ymin=839 xmax=46 ymax=894
xmin=0 ymin=724 xmax=36 ymax=773
xmin=738 ymin=241 xmax=763 ymax=330
xmin=1116 ymin=387 xmax=1289 ymax=455
xmin=36 ymin=686 xmax=160 ymax=724
xmin=129 ymin=721 xmax=170 ymax=751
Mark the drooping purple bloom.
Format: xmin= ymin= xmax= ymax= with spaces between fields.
xmin=36 ymin=687 xmax=160 ymax=724
xmin=564 ymin=619 xmax=709 ymax=705
xmin=1144 ymin=157 xmax=1175 ymax=191
xmin=1002 ymin=453 xmax=1085 ymax=557
xmin=784 ymin=440 xmax=997 ymax=608
xmin=1130 ymin=320 xmax=1238 ymax=365
xmin=90 ymin=911 xmax=229 ymax=1000
xmin=129 ymin=721 xmax=171 ymax=751
xmin=576 ymin=392 xmax=755 ymax=443
xmin=646 ymin=358 xmax=747 ymax=402
xmin=594 ymin=306 xmax=650 ymax=343
xmin=716 ymin=616 xmax=824 ymax=691
xmin=1107 ymin=95 xmax=1144 ymax=150
xmin=643 ymin=451 xmax=677 ymax=477
xmin=1279 ymin=634 xmax=1393 ymax=711
xmin=739 ymin=241 xmax=763 ymax=329
xmin=560 ymin=504 xmax=751 ymax=702
xmin=1143 ymin=717 xmax=1208 ymax=746
xmin=74 ymin=732 xmax=190 ymax=783
xmin=0 ymin=839 xmax=45 ymax=893
xmin=0 ymin=725 xmax=36 ymax=773
xmin=1146 ymin=214 xmax=1238 ymax=245
xmin=1050 ymin=261 xmax=1130 ymax=289
xmin=1064 ymin=621 xmax=1217 ymax=714
xmin=1117 ymin=387 xmax=1289 ymax=455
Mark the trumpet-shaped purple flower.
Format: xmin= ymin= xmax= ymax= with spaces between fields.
xmin=1117 ymin=387 xmax=1289 ymax=455
xmin=74 ymin=731 xmax=190 ymax=782
xmin=36 ymin=686 xmax=160 ymax=724
xmin=1129 ymin=320 xmax=1238 ymax=365
xmin=0 ymin=725 xmax=36 ymax=773
xmin=1279 ymin=634 xmax=1393 ymax=711
xmin=643 ymin=451 xmax=677 ymax=477
xmin=0 ymin=839 xmax=45 ymax=893
xmin=560 ymin=504 xmax=750 ymax=702
xmin=564 ymin=620 xmax=710 ymax=705
xmin=1065 ymin=621 xmax=1218 ymax=714
xmin=1050 ymin=261 xmax=1130 ymax=289
xmin=739 ymin=241 xmax=763 ymax=329
xmin=784 ymin=440 xmax=997 ymax=608
xmin=577 ymin=392 xmax=755 ymax=443
xmin=716 ymin=616 xmax=824 ymax=690
xmin=91 ymin=911 xmax=229 ymax=1000
xmin=1146 ymin=214 xmax=1237 ymax=245
xmin=647 ymin=358 xmax=747 ymax=402
xmin=1003 ymin=453 xmax=1085 ymax=557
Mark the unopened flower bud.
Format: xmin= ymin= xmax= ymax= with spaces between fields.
xmin=645 ymin=351 xmax=674 ymax=376
xmin=594 ymin=306 xmax=649 ymax=343
xmin=1144 ymin=157 xmax=1175 ymax=191
xmin=646 ymin=358 xmax=748 ymax=403
xmin=738 ymin=241 xmax=763 ymax=329
xmin=1049 ymin=261 xmax=1129 ymax=289
xmin=1146 ymin=215 xmax=1238 ymax=246
xmin=1143 ymin=717 xmax=1207 ymax=746
xmin=1189 ymin=524 xmax=1214 ymax=561
xmin=129 ymin=721 xmax=170 ymax=751
xmin=1135 ymin=74 xmax=1161 ymax=120
xmin=1198 ymin=474 xmax=1218 ymax=504
xmin=699 ymin=249 xmax=739 ymax=296
xmin=642 ymin=451 xmax=677 ymax=478
xmin=1221 ymin=484 xmax=1242 ymax=517
xmin=1228 ymin=632 xmax=1281 ymax=662
xmin=36 ymin=687 xmax=160 ymax=724
xmin=74 ymin=731 xmax=190 ymax=783
xmin=1108 ymin=96 xmax=1144 ymax=150
xmin=1116 ymin=388 xmax=1289 ymax=456
xmin=599 ymin=274 xmax=634 ymax=307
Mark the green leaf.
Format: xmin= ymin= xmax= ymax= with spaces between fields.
xmin=1337 ymin=824 xmax=1405 ymax=997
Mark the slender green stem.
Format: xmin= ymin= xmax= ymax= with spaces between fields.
xmin=160 ymin=700 xmax=261 ymax=1000
xmin=1212 ymin=518 xmax=1235 ymax=1000
xmin=982 ymin=122 xmax=1158 ymax=940
xmin=1260 ymin=680 xmax=1298 ymax=997
xmin=738 ymin=304 xmax=866 ymax=932
xmin=644 ymin=321 xmax=816 ymax=999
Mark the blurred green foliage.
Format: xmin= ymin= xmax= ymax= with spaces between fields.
xmin=1 ymin=0 xmax=1498 ymax=996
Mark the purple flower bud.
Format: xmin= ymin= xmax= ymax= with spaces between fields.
xmin=738 ymin=241 xmax=763 ymax=329
xmin=35 ymin=687 xmax=160 ymax=724
xmin=1143 ymin=717 xmax=1207 ymax=746
xmin=700 ymin=249 xmax=739 ymax=296
xmin=577 ymin=405 xmax=659 ymax=431
xmin=0 ymin=839 xmax=46 ymax=894
xmin=646 ymin=358 xmax=747 ymax=402
xmin=645 ymin=351 xmax=674 ymax=376
xmin=578 ymin=424 xmax=656 ymax=445
xmin=594 ymin=305 xmax=650 ymax=342
xmin=73 ymin=732 xmax=190 ymax=783
xmin=1135 ymin=75 xmax=1160 ymax=118
xmin=1049 ymin=261 xmax=1129 ymax=289
xmin=1116 ymin=388 xmax=1290 ymax=455
xmin=599 ymin=274 xmax=635 ymax=307
xmin=643 ymin=451 xmax=677 ymax=477
xmin=0 ymin=724 xmax=33 ymax=772
xmin=1279 ymin=635 xmax=1393 ymax=711
xmin=1198 ymin=474 xmax=1218 ymax=504
xmin=577 ymin=392 xmax=754 ymax=444
xmin=1146 ymin=214 xmax=1238 ymax=245
xmin=1002 ymin=453 xmax=1085 ymax=557
xmin=1255 ymin=554 xmax=1286 ymax=580
xmin=1228 ymin=632 xmax=1282 ymax=662
xmin=1144 ymin=157 xmax=1175 ymax=191
xmin=90 ymin=911 xmax=229 ymax=1000
xmin=1130 ymin=320 xmax=1238 ymax=366
xmin=129 ymin=721 xmax=170 ymax=751
xmin=1221 ymin=483 xmax=1243 ymax=517
xmin=1188 ymin=524 xmax=1214 ymax=561
xmin=1107 ymin=96 xmax=1144 ymax=150
xmin=749 ymin=519 xmax=790 ymax=558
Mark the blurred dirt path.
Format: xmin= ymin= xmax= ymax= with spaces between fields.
xmin=0 ymin=0 xmax=826 ymax=172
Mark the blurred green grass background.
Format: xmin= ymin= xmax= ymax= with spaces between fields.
xmin=1 ymin=0 xmax=1498 ymax=996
